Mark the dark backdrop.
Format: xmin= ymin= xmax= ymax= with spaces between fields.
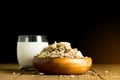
xmin=1 ymin=8 xmax=120 ymax=63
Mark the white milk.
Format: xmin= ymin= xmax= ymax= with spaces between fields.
xmin=17 ymin=42 xmax=48 ymax=68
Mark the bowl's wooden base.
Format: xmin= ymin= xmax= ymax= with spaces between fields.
xmin=33 ymin=57 xmax=92 ymax=75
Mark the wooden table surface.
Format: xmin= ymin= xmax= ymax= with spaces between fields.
xmin=0 ymin=63 xmax=120 ymax=80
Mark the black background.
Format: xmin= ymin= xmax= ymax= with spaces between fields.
xmin=1 ymin=7 xmax=120 ymax=63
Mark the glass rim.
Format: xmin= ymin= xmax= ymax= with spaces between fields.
xmin=17 ymin=35 xmax=48 ymax=42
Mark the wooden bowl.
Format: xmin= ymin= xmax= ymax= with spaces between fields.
xmin=33 ymin=56 xmax=92 ymax=75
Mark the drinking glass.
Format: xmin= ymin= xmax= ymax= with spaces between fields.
xmin=17 ymin=35 xmax=48 ymax=69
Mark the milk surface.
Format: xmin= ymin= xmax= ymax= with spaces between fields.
xmin=17 ymin=42 xmax=48 ymax=68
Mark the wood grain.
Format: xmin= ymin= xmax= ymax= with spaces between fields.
xmin=0 ymin=64 xmax=120 ymax=80
xmin=92 ymin=64 xmax=120 ymax=80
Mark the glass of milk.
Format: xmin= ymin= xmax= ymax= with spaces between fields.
xmin=17 ymin=35 xmax=48 ymax=69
